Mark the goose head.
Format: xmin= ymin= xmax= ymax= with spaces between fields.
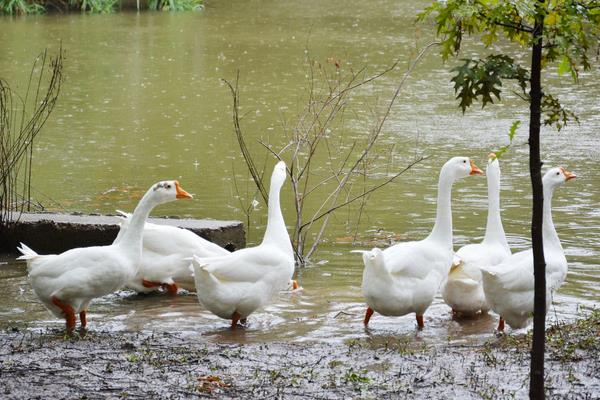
xmin=441 ymin=156 xmax=483 ymax=181
xmin=486 ymin=152 xmax=500 ymax=178
xmin=543 ymin=167 xmax=576 ymax=189
xmin=150 ymin=180 xmax=193 ymax=205
xmin=270 ymin=160 xmax=288 ymax=189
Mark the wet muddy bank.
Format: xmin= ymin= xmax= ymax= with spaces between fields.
xmin=1 ymin=311 xmax=598 ymax=399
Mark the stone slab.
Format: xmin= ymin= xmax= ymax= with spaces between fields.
xmin=1 ymin=212 xmax=245 ymax=254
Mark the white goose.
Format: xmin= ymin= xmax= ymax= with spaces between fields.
xmin=481 ymin=167 xmax=576 ymax=331
xmin=191 ymin=161 xmax=296 ymax=329
xmin=17 ymin=181 xmax=193 ymax=332
xmin=441 ymin=153 xmax=511 ymax=316
xmin=116 ymin=212 xmax=229 ymax=294
xmin=357 ymin=157 xmax=483 ymax=329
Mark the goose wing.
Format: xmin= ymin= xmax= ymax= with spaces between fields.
xmin=193 ymin=245 xmax=291 ymax=283
xmin=481 ymin=250 xmax=534 ymax=292
xmin=27 ymin=246 xmax=124 ymax=280
xmin=142 ymin=223 xmax=229 ymax=258
xmin=384 ymin=241 xmax=449 ymax=279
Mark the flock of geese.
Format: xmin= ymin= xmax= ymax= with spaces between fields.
xmin=15 ymin=155 xmax=575 ymax=334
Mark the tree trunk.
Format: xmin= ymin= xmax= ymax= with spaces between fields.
xmin=529 ymin=4 xmax=546 ymax=399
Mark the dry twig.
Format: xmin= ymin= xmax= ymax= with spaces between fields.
xmin=224 ymin=43 xmax=439 ymax=264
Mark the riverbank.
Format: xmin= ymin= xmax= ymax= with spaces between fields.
xmin=1 ymin=310 xmax=597 ymax=399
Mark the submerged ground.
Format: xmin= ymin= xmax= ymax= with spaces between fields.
xmin=1 ymin=311 xmax=598 ymax=399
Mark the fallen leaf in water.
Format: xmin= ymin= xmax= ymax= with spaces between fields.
xmin=335 ymin=236 xmax=355 ymax=243
xmin=197 ymin=375 xmax=230 ymax=393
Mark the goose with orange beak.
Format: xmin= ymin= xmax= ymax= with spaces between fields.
xmin=116 ymin=180 xmax=238 ymax=295
xmin=441 ymin=153 xmax=511 ymax=317
xmin=191 ymin=161 xmax=297 ymax=329
xmin=17 ymin=180 xmax=192 ymax=333
xmin=481 ymin=167 xmax=576 ymax=331
xmin=355 ymin=156 xmax=482 ymax=329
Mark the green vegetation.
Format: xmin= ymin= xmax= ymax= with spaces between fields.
xmin=148 ymin=0 xmax=202 ymax=12
xmin=79 ymin=0 xmax=120 ymax=14
xmin=1 ymin=0 xmax=44 ymax=14
xmin=0 ymin=0 xmax=203 ymax=15
xmin=491 ymin=308 xmax=600 ymax=363
xmin=418 ymin=0 xmax=600 ymax=133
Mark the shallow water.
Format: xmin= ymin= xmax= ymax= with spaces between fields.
xmin=0 ymin=0 xmax=598 ymax=345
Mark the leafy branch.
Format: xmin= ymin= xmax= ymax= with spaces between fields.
xmin=541 ymin=93 xmax=579 ymax=131
xmin=495 ymin=120 xmax=521 ymax=159
xmin=451 ymin=54 xmax=529 ymax=112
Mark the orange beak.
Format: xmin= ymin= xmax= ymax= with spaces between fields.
xmin=470 ymin=159 xmax=483 ymax=175
xmin=175 ymin=181 xmax=193 ymax=199
xmin=560 ymin=167 xmax=577 ymax=181
xmin=488 ymin=152 xmax=497 ymax=160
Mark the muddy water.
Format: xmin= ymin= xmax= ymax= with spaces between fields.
xmin=0 ymin=0 xmax=598 ymax=345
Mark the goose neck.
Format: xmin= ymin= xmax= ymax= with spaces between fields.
xmin=482 ymin=169 xmax=508 ymax=248
xmin=542 ymin=184 xmax=562 ymax=252
xmin=262 ymin=181 xmax=293 ymax=256
xmin=115 ymin=190 xmax=155 ymax=253
xmin=427 ymin=171 xmax=454 ymax=247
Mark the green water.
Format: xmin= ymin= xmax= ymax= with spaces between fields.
xmin=1 ymin=0 xmax=598 ymax=344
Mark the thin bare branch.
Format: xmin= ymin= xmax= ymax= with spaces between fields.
xmin=226 ymin=43 xmax=437 ymax=263
xmin=1 ymin=47 xmax=64 ymax=236
xmin=222 ymin=74 xmax=269 ymax=205
xmin=301 ymin=155 xmax=428 ymax=231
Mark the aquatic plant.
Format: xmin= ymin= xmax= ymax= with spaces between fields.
xmin=0 ymin=48 xmax=64 ymax=240
xmin=0 ymin=0 xmax=44 ymax=15
xmin=77 ymin=0 xmax=119 ymax=13
xmin=148 ymin=0 xmax=203 ymax=12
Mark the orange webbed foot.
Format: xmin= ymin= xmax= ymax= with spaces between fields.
xmin=497 ymin=317 xmax=505 ymax=332
xmin=416 ymin=314 xmax=424 ymax=330
xmin=79 ymin=311 xmax=87 ymax=329
xmin=364 ymin=307 xmax=374 ymax=326
xmin=161 ymin=282 xmax=178 ymax=295
xmin=231 ymin=311 xmax=242 ymax=330
xmin=142 ymin=279 xmax=161 ymax=289
xmin=51 ymin=296 xmax=76 ymax=332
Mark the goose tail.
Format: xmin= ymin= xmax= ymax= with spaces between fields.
xmin=16 ymin=242 xmax=39 ymax=261
xmin=115 ymin=209 xmax=132 ymax=221
xmin=190 ymin=255 xmax=220 ymax=288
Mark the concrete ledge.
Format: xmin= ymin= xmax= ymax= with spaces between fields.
xmin=1 ymin=212 xmax=245 ymax=254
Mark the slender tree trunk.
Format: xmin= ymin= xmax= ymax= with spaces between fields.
xmin=529 ymin=4 xmax=546 ymax=399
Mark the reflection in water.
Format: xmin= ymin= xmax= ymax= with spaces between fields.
xmin=0 ymin=0 xmax=599 ymax=344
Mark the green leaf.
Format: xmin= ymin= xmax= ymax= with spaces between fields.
xmin=449 ymin=54 xmax=529 ymax=113
xmin=508 ymin=120 xmax=521 ymax=141
xmin=541 ymin=93 xmax=580 ymax=131
xmin=544 ymin=12 xmax=558 ymax=26
xmin=557 ymin=56 xmax=571 ymax=76
xmin=495 ymin=120 xmax=520 ymax=159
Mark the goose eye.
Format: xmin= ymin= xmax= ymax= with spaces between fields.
xmin=556 ymin=172 xmax=560 ymax=176
xmin=166 ymin=184 xmax=172 ymax=189
xmin=463 ymin=160 xmax=467 ymax=163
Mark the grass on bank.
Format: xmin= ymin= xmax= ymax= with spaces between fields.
xmin=0 ymin=0 xmax=203 ymax=15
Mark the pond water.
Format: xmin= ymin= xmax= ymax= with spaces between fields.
xmin=0 ymin=0 xmax=598 ymax=345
